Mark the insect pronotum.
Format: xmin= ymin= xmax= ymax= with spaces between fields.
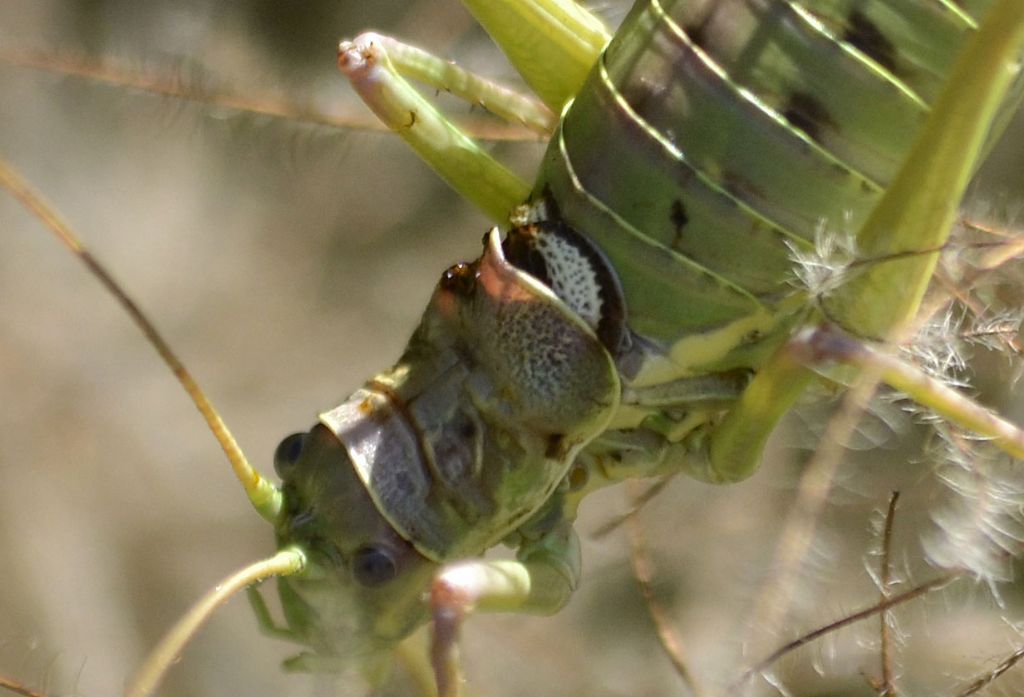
xmin=3 ymin=1 xmax=1024 ymax=696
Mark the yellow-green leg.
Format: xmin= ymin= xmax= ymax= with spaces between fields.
xmin=336 ymin=0 xmax=611 ymax=222
xmin=706 ymin=0 xmax=1024 ymax=483
xmin=429 ymin=521 xmax=581 ymax=697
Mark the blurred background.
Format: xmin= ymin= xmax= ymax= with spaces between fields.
xmin=1 ymin=2 xmax=1024 ymax=696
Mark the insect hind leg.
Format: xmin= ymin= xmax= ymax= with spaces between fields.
xmin=789 ymin=325 xmax=1024 ymax=459
xmin=705 ymin=321 xmax=1024 ymax=485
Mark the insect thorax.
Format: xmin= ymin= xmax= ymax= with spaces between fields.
xmin=315 ymin=230 xmax=620 ymax=562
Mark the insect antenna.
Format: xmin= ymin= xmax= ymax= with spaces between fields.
xmin=124 ymin=549 xmax=304 ymax=697
xmin=0 ymin=156 xmax=309 ymax=695
xmin=0 ymin=156 xmax=281 ymax=520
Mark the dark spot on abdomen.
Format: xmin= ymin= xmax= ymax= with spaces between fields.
xmin=783 ymin=91 xmax=835 ymax=142
xmin=843 ymin=10 xmax=897 ymax=73
xmin=670 ymin=198 xmax=690 ymax=248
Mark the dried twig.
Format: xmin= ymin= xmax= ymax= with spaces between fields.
xmin=737 ymin=573 xmax=960 ymax=690
xmin=878 ymin=491 xmax=901 ymax=696
xmin=624 ymin=480 xmax=703 ymax=696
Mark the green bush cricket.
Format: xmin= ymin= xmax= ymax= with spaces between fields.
xmin=6 ymin=0 xmax=1024 ymax=691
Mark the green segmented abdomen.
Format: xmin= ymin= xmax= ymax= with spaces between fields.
xmin=535 ymin=0 xmax=995 ymax=349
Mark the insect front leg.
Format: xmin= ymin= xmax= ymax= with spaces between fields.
xmin=245 ymin=586 xmax=300 ymax=642
xmin=429 ymin=520 xmax=581 ymax=697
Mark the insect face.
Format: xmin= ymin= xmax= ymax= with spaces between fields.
xmin=238 ymin=224 xmax=621 ymax=691
xmin=273 ymin=424 xmax=437 ymax=663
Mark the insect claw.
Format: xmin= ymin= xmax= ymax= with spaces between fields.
xmin=429 ymin=576 xmax=472 ymax=697
xmin=337 ymin=33 xmax=381 ymax=73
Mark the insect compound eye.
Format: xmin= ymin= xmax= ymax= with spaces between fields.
xmin=273 ymin=432 xmax=307 ymax=479
xmin=439 ymin=261 xmax=476 ymax=296
xmin=350 ymin=545 xmax=398 ymax=587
